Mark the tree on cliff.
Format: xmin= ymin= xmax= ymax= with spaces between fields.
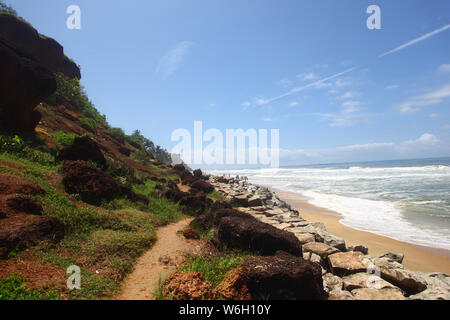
xmin=0 ymin=1 xmax=17 ymax=16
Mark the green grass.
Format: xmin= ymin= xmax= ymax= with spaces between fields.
xmin=0 ymin=152 xmax=187 ymax=300
xmin=79 ymin=118 xmax=97 ymax=131
xmin=207 ymin=190 xmax=224 ymax=201
xmin=0 ymin=274 xmax=60 ymax=300
xmin=181 ymin=252 xmax=250 ymax=287
xmin=50 ymin=131 xmax=78 ymax=147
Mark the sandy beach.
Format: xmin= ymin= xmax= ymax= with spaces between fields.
xmin=275 ymin=189 xmax=450 ymax=275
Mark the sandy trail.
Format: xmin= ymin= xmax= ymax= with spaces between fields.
xmin=117 ymin=218 xmax=194 ymax=300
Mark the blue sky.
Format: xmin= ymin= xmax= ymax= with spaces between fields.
xmin=9 ymin=0 xmax=450 ymax=167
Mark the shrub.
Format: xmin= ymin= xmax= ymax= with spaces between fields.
xmin=0 ymin=134 xmax=26 ymax=154
xmin=79 ymin=118 xmax=97 ymax=131
xmin=51 ymin=131 xmax=78 ymax=147
xmin=45 ymin=73 xmax=107 ymax=125
xmin=0 ymin=1 xmax=17 ymax=16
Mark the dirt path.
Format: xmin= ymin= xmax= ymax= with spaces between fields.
xmin=117 ymin=218 xmax=195 ymax=300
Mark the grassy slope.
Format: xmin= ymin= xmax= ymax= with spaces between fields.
xmin=0 ymin=99 xmax=187 ymax=299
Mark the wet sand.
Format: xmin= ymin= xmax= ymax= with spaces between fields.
xmin=275 ymin=189 xmax=450 ymax=275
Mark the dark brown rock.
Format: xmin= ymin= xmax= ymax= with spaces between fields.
xmin=193 ymin=169 xmax=203 ymax=178
xmin=190 ymin=180 xmax=214 ymax=194
xmin=218 ymin=215 xmax=302 ymax=256
xmin=62 ymin=160 xmax=148 ymax=205
xmin=57 ymin=136 xmax=106 ymax=168
xmin=242 ymin=251 xmax=326 ymax=300
xmin=0 ymin=14 xmax=80 ymax=79
xmin=6 ymin=196 xmax=43 ymax=215
xmin=182 ymin=227 xmax=200 ymax=240
xmin=180 ymin=193 xmax=212 ymax=215
xmin=0 ymin=215 xmax=65 ymax=259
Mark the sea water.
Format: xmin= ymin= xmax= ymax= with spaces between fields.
xmin=212 ymin=157 xmax=450 ymax=250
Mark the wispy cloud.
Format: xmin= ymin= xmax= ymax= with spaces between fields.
xmin=279 ymin=133 xmax=442 ymax=165
xmin=288 ymin=101 xmax=299 ymax=107
xmin=255 ymin=67 xmax=357 ymax=105
xmin=311 ymin=100 xmax=365 ymax=127
xmin=385 ymin=85 xmax=399 ymax=90
xmin=297 ymin=73 xmax=319 ymax=81
xmin=379 ymin=24 xmax=450 ymax=57
xmin=438 ymin=64 xmax=450 ymax=73
xmin=395 ymin=83 xmax=450 ymax=113
xmin=155 ymin=41 xmax=195 ymax=80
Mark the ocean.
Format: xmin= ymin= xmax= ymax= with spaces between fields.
xmin=211 ymin=157 xmax=450 ymax=250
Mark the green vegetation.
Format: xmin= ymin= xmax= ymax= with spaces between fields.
xmin=0 ymin=1 xmax=17 ymax=16
xmin=0 ymin=274 xmax=60 ymax=300
xmin=50 ymin=131 xmax=78 ymax=147
xmin=181 ymin=252 xmax=249 ymax=287
xmin=79 ymin=117 xmax=97 ymax=131
xmin=0 ymin=152 xmax=186 ymax=299
xmin=129 ymin=130 xmax=172 ymax=164
xmin=45 ymin=73 xmax=107 ymax=125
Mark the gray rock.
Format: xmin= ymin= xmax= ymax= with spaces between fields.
xmin=323 ymin=273 xmax=343 ymax=293
xmin=347 ymin=245 xmax=369 ymax=255
xmin=380 ymin=252 xmax=404 ymax=264
xmin=323 ymin=234 xmax=346 ymax=251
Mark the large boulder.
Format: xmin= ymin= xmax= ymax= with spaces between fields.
xmin=0 ymin=215 xmax=65 ymax=259
xmin=242 ymin=251 xmax=326 ymax=300
xmin=190 ymin=179 xmax=214 ymax=194
xmin=0 ymin=14 xmax=81 ymax=79
xmin=303 ymin=242 xmax=340 ymax=261
xmin=0 ymin=14 xmax=80 ymax=132
xmin=218 ymin=215 xmax=302 ymax=256
xmin=342 ymin=272 xmax=397 ymax=291
xmin=0 ymin=38 xmax=55 ymax=131
xmin=180 ymin=192 xmax=212 ymax=215
xmin=62 ymin=160 xmax=148 ymax=205
xmin=327 ymin=252 xmax=368 ymax=277
xmin=57 ymin=136 xmax=106 ymax=168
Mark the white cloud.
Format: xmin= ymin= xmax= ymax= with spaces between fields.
xmin=241 ymin=101 xmax=252 ymax=108
xmin=339 ymin=91 xmax=361 ymax=99
xmin=342 ymin=101 xmax=362 ymax=114
xmin=155 ymin=41 xmax=195 ymax=80
xmin=429 ymin=113 xmax=440 ymax=118
xmin=279 ymin=133 xmax=444 ymax=166
xmin=276 ymin=78 xmax=293 ymax=87
xmin=263 ymin=117 xmax=274 ymax=122
xmin=385 ymin=85 xmax=399 ymax=90
xmin=443 ymin=124 xmax=450 ymax=130
xmin=438 ymin=64 xmax=450 ymax=73
xmin=395 ymin=83 xmax=450 ymax=113
xmin=403 ymin=133 xmax=439 ymax=146
xmin=379 ymin=24 xmax=450 ymax=57
xmin=297 ymin=73 xmax=319 ymax=81
xmin=288 ymin=101 xmax=299 ymax=107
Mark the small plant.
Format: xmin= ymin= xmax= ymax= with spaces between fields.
xmin=51 ymin=131 xmax=78 ymax=147
xmin=0 ymin=273 xmax=60 ymax=300
xmin=79 ymin=117 xmax=97 ymax=132
xmin=181 ymin=253 xmax=249 ymax=287
xmin=0 ymin=134 xmax=26 ymax=154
